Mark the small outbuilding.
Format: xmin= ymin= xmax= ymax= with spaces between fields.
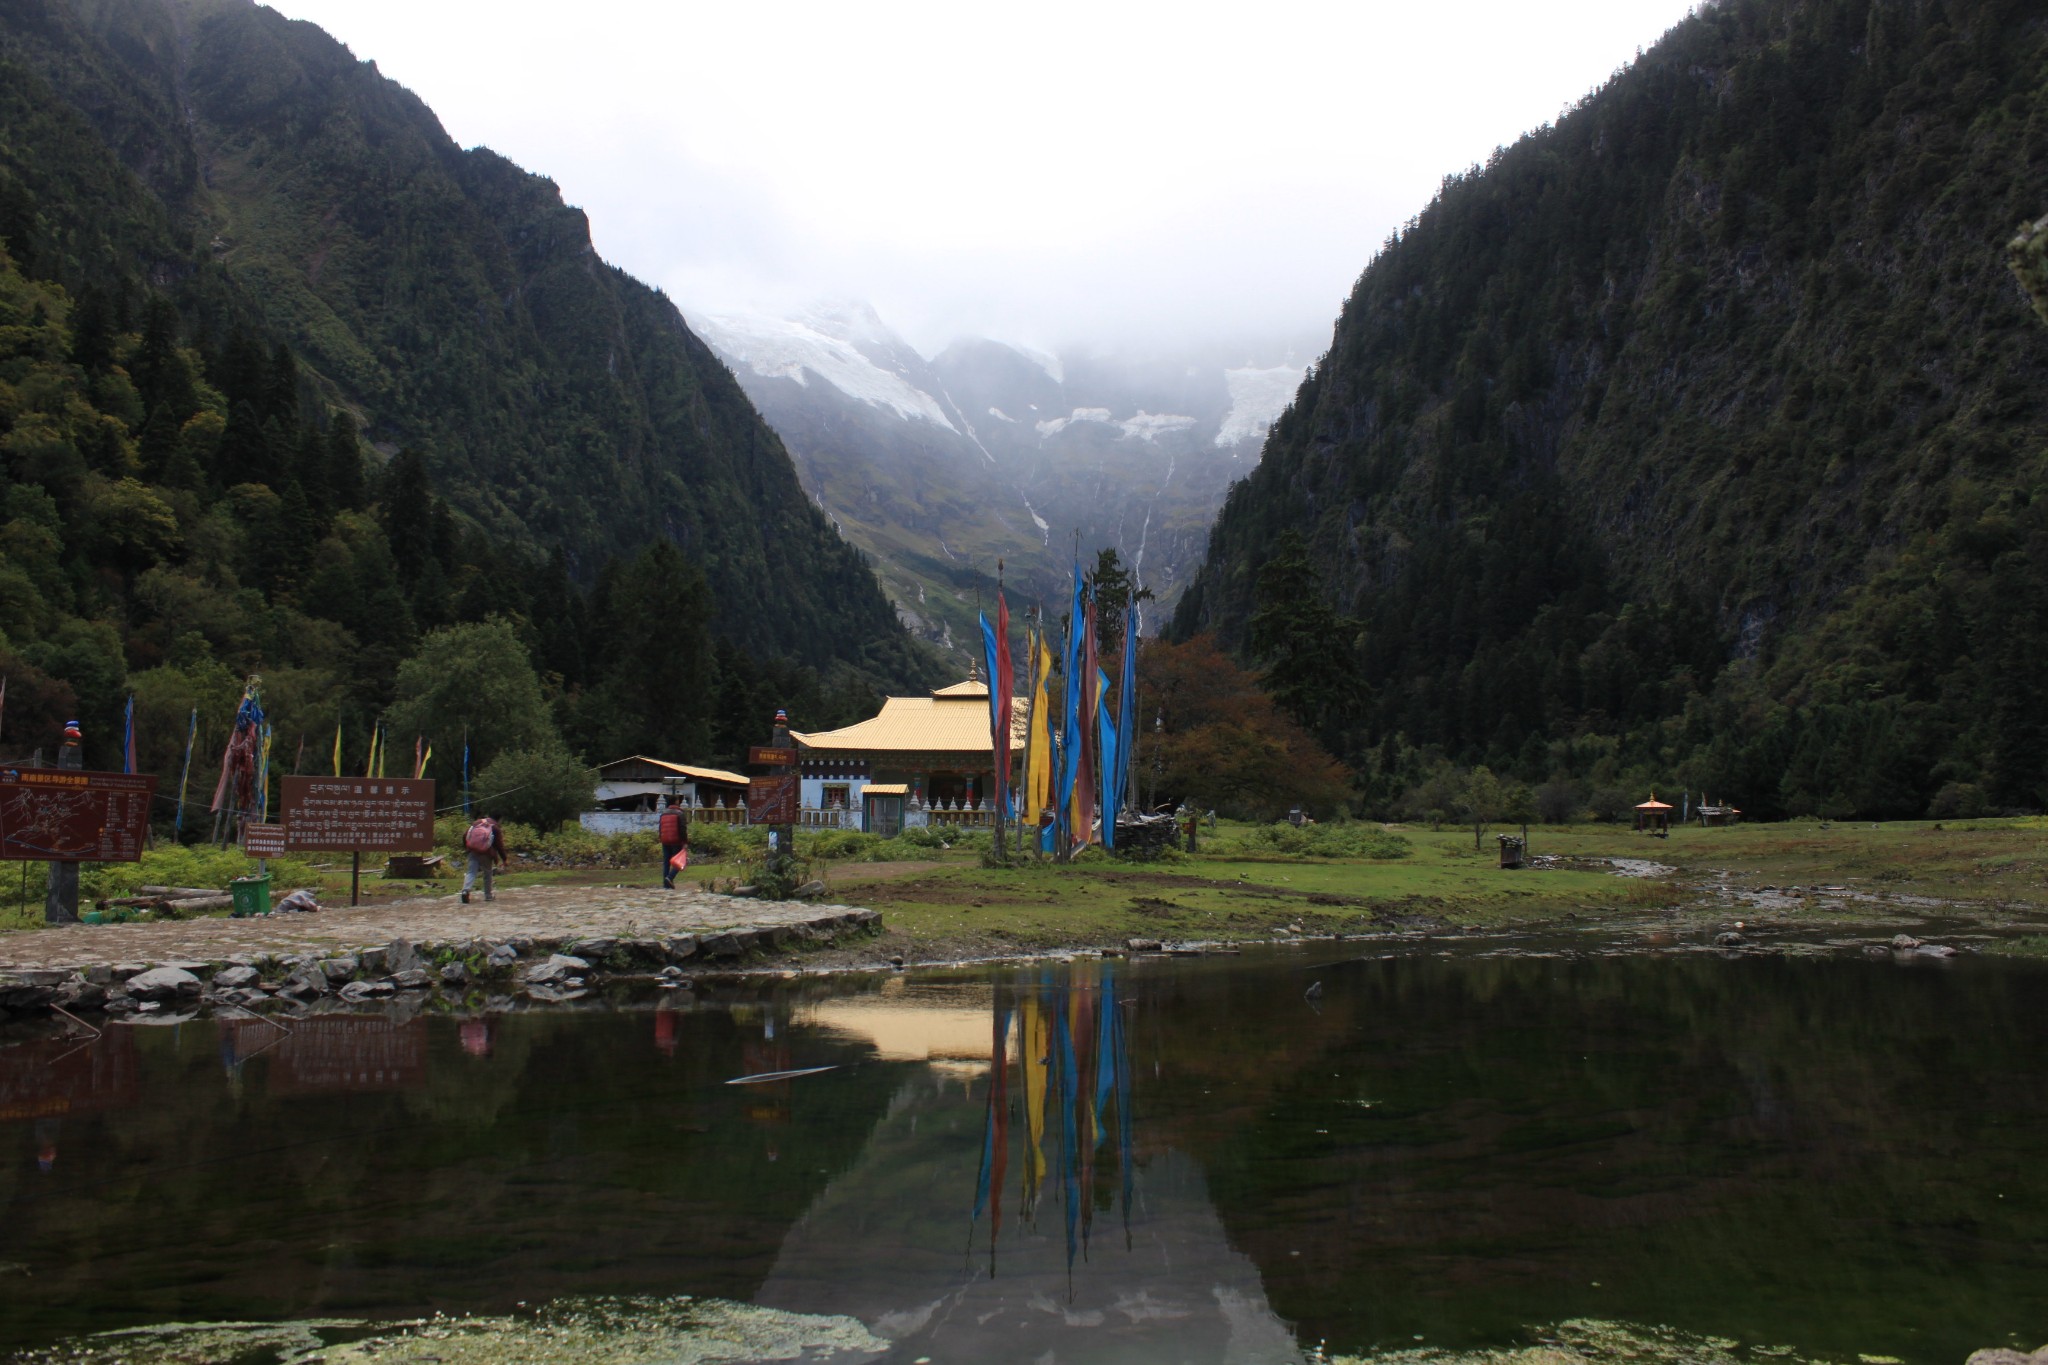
xmin=1634 ymin=794 xmax=1674 ymax=835
xmin=582 ymin=755 xmax=751 ymax=834
xmin=1696 ymin=802 xmax=1742 ymax=827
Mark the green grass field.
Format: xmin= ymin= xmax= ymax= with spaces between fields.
xmin=7 ymin=816 xmax=2045 ymax=957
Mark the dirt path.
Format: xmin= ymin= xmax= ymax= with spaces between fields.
xmin=0 ymin=885 xmax=877 ymax=971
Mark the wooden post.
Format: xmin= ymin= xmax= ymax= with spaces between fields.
xmin=351 ymin=849 xmax=361 ymax=906
xmin=771 ymin=711 xmax=796 ymax=885
xmin=43 ymin=729 xmax=82 ymax=924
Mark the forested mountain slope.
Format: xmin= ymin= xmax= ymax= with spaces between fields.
xmin=1175 ymin=0 xmax=2048 ymax=819
xmin=0 ymin=0 xmax=928 ymax=685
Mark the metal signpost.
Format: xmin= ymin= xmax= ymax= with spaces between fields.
xmin=279 ymin=776 xmax=436 ymax=905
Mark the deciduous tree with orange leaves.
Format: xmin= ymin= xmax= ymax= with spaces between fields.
xmin=1137 ymin=634 xmax=1353 ymax=821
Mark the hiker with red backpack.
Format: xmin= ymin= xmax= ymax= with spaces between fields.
xmin=658 ymin=800 xmax=689 ymax=889
xmin=461 ymin=814 xmax=505 ymax=903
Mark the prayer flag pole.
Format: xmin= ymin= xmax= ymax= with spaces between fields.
xmin=174 ymin=707 xmax=197 ymax=840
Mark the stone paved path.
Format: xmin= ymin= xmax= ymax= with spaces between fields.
xmin=0 ymin=885 xmax=877 ymax=970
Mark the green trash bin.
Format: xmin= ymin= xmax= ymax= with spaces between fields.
xmin=229 ymin=875 xmax=271 ymax=918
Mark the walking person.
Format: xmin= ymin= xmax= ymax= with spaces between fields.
xmin=461 ymin=813 xmax=505 ymax=903
xmin=658 ymin=800 xmax=690 ymax=889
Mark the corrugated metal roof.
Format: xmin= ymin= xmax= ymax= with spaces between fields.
xmin=594 ymin=755 xmax=750 ymax=787
xmin=793 ymin=690 xmax=1028 ymax=755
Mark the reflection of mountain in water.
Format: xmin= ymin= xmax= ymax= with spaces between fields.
xmin=759 ymin=963 xmax=1305 ymax=1364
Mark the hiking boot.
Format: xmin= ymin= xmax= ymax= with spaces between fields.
xmin=461 ymin=891 xmax=470 ymax=904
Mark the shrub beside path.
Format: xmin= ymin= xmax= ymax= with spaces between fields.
xmin=0 ymin=885 xmax=879 ymax=972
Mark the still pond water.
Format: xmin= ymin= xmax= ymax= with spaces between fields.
xmin=1 ymin=945 xmax=2044 ymax=1363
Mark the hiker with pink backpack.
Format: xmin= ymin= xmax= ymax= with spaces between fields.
xmin=461 ymin=815 xmax=506 ymax=903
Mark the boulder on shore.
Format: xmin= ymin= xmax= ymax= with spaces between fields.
xmin=523 ymin=954 xmax=590 ymax=986
xmin=125 ymin=967 xmax=203 ymax=1002
xmin=1966 ymin=1347 xmax=2048 ymax=1365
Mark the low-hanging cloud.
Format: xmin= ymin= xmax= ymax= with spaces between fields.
xmin=271 ymin=0 xmax=1703 ymax=357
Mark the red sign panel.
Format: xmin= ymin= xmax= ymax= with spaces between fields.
xmin=747 ymin=774 xmax=798 ymax=824
xmin=241 ymin=822 xmax=288 ymax=857
xmin=749 ymin=746 xmax=796 ymax=768
xmin=0 ymin=767 xmax=157 ymax=863
xmin=280 ymin=777 xmax=436 ymax=852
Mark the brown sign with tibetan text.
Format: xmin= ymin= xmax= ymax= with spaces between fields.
xmin=280 ymin=777 xmax=436 ymax=852
xmin=0 ymin=768 xmax=157 ymax=863
xmin=748 ymin=746 xmax=796 ymax=768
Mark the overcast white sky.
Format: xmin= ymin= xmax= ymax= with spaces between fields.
xmin=270 ymin=0 xmax=1702 ymax=358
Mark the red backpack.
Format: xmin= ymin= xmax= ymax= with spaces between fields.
xmin=464 ymin=819 xmax=495 ymax=853
xmin=658 ymin=809 xmax=684 ymax=844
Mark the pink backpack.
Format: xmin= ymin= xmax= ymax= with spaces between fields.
xmin=464 ymin=820 xmax=495 ymax=853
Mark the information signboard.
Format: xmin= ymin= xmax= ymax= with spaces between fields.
xmin=241 ymin=822 xmax=288 ymax=857
xmin=279 ymin=777 xmax=436 ymax=852
xmin=0 ymin=768 xmax=157 ymax=863
xmin=748 ymin=746 xmax=796 ymax=768
xmin=746 ymin=774 xmax=798 ymax=825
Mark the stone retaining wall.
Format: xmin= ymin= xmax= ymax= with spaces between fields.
xmin=0 ymin=885 xmax=882 ymax=1018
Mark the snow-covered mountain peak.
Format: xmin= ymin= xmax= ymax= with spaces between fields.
xmin=796 ymin=299 xmax=899 ymax=350
xmin=1014 ymin=343 xmax=1065 ymax=386
xmin=692 ymin=309 xmax=957 ymax=431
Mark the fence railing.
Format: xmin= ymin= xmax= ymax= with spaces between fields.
xmin=580 ymin=802 xmax=999 ymax=833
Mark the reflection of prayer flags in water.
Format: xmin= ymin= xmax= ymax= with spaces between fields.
xmin=1021 ymin=994 xmax=1049 ymax=1216
xmin=972 ymin=1004 xmax=1013 ymax=1271
xmin=1055 ymin=986 xmax=1080 ymax=1277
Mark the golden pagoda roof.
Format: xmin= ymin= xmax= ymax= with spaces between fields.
xmin=793 ymin=682 xmax=1027 ymax=754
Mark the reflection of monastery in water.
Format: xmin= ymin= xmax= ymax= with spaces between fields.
xmin=220 ymin=1016 xmax=426 ymax=1094
xmin=0 ymin=1031 xmax=140 ymax=1121
xmin=762 ymin=963 xmax=1305 ymax=1364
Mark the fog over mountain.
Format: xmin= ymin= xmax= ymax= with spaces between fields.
xmin=691 ymin=303 xmax=1302 ymax=660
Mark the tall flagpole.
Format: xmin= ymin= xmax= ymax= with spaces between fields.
xmin=174 ymin=707 xmax=197 ymax=840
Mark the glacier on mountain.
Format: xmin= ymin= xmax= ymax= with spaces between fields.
xmin=1035 ymin=407 xmax=1113 ymax=438
xmin=1215 ymin=364 xmax=1304 ymax=449
xmin=691 ymin=310 xmax=957 ymax=430
xmin=1118 ymin=411 xmax=1198 ymax=442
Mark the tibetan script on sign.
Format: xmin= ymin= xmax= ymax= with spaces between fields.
xmin=280 ymin=777 xmax=436 ymax=852
xmin=0 ymin=768 xmax=157 ymax=863
xmin=747 ymin=774 xmax=798 ymax=824
xmin=748 ymin=746 xmax=795 ymax=768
